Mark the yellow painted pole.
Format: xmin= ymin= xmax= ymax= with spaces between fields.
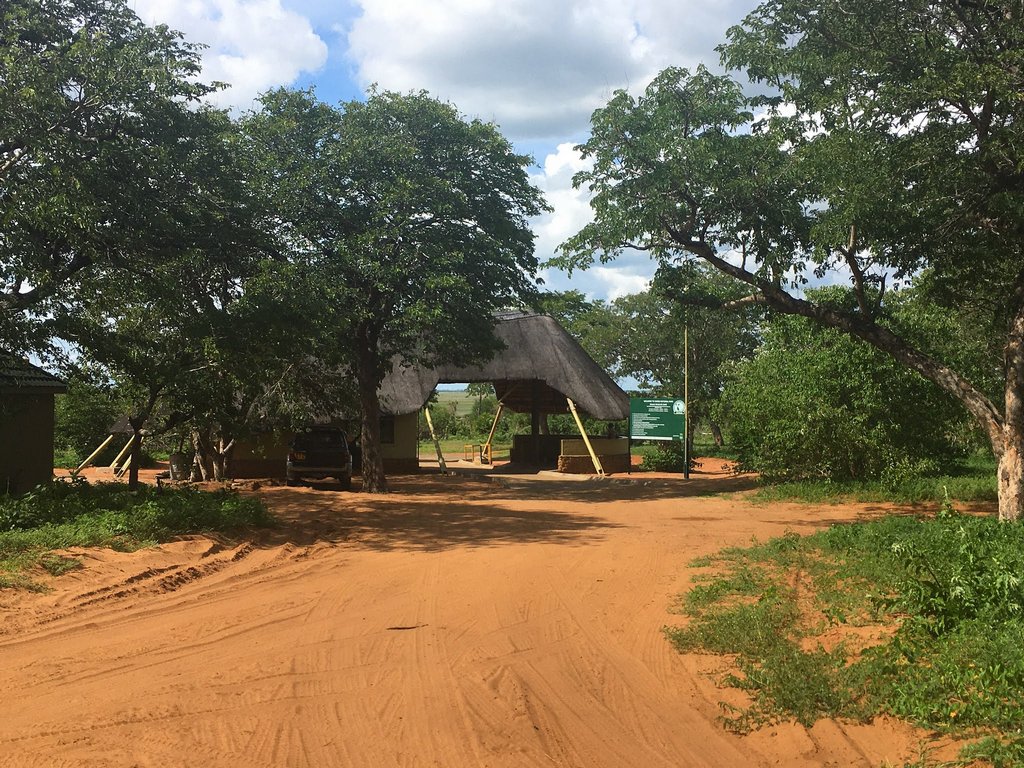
xmin=423 ymin=407 xmax=447 ymax=472
xmin=76 ymin=434 xmax=115 ymax=472
xmin=482 ymin=403 xmax=503 ymax=465
xmin=566 ymin=398 xmax=605 ymax=476
xmin=115 ymin=435 xmax=144 ymax=477
xmin=109 ymin=436 xmax=135 ymax=471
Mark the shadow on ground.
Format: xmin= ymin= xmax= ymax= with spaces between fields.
xmin=255 ymin=484 xmax=623 ymax=552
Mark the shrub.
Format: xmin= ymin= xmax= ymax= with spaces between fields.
xmin=720 ymin=306 xmax=973 ymax=482
xmin=0 ymin=480 xmax=273 ymax=589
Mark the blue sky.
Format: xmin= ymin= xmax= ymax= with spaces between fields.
xmin=131 ymin=0 xmax=762 ymax=302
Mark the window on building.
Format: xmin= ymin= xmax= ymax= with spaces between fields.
xmin=380 ymin=415 xmax=395 ymax=444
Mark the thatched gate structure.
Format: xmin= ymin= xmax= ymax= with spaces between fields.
xmin=379 ymin=311 xmax=630 ymax=471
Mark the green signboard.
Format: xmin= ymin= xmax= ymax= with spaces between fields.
xmin=629 ymin=398 xmax=686 ymax=441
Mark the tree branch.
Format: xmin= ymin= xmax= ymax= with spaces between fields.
xmin=660 ymin=226 xmax=1006 ymax=452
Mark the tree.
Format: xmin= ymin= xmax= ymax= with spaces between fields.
xmin=557 ymin=1 xmax=1024 ymax=520
xmin=611 ymin=266 xmax=760 ymax=448
xmin=721 ymin=289 xmax=981 ymax=481
xmin=242 ymin=89 xmax=547 ymax=492
xmin=1 ymin=0 xmax=217 ymax=351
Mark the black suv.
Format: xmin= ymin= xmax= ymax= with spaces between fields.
xmin=286 ymin=427 xmax=353 ymax=490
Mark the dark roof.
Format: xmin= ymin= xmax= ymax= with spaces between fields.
xmin=378 ymin=312 xmax=629 ymax=420
xmin=0 ymin=355 xmax=67 ymax=394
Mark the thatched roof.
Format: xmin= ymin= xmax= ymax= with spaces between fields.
xmin=379 ymin=311 xmax=629 ymax=420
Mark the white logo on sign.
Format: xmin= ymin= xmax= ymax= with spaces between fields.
xmin=672 ymin=400 xmax=685 ymax=415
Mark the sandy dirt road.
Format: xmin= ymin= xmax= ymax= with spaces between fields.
xmin=0 ymin=465 xmax=938 ymax=767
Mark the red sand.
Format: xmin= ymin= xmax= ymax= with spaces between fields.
xmin=0 ymin=460 xmax=955 ymax=766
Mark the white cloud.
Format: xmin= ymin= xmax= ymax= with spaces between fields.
xmin=133 ymin=0 xmax=329 ymax=109
xmin=592 ymin=266 xmax=651 ymax=300
xmin=346 ymin=0 xmax=757 ymax=141
xmin=529 ymin=142 xmax=656 ymax=301
xmin=529 ymin=143 xmax=593 ymax=261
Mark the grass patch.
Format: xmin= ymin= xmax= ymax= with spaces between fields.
xmin=667 ymin=507 xmax=1024 ymax=765
xmin=752 ymin=472 xmax=997 ymax=505
xmin=1 ymin=479 xmax=274 ymax=590
xmin=38 ymin=553 xmax=83 ymax=576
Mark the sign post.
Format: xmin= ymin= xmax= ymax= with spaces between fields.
xmin=629 ymin=398 xmax=686 ymax=442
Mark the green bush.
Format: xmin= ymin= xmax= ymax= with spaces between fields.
xmin=667 ymin=512 xmax=1024 ymax=760
xmin=54 ymin=376 xmax=126 ymax=465
xmin=719 ymin=290 xmax=981 ymax=482
xmin=0 ymin=480 xmax=273 ymax=588
xmin=638 ymin=442 xmax=689 ymax=472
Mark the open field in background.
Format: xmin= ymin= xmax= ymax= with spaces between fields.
xmin=431 ymin=387 xmax=477 ymax=414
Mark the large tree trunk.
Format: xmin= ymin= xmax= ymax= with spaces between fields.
xmin=127 ymin=422 xmax=144 ymax=491
xmin=125 ymin=392 xmax=159 ymax=491
xmin=356 ymin=336 xmax=387 ymax=493
xmin=190 ymin=429 xmax=215 ymax=481
xmin=709 ymin=421 xmax=724 ymax=446
xmin=999 ymin=300 xmax=1024 ymax=521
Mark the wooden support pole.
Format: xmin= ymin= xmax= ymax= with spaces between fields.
xmin=115 ymin=435 xmax=144 ymax=477
xmin=566 ymin=397 xmax=605 ymax=476
xmin=109 ymin=436 xmax=135 ymax=471
xmin=76 ymin=434 xmax=115 ymax=472
xmin=482 ymin=404 xmax=503 ymax=465
xmin=423 ymin=407 xmax=447 ymax=472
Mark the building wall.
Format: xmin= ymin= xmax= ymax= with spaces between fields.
xmin=0 ymin=393 xmax=57 ymax=494
xmin=381 ymin=412 xmax=418 ymax=473
xmin=558 ymin=437 xmax=631 ymax=474
xmin=228 ymin=432 xmax=292 ymax=479
xmin=228 ymin=413 xmax=422 ymax=479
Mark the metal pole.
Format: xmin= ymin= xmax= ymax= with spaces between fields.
xmin=684 ymin=325 xmax=690 ymax=480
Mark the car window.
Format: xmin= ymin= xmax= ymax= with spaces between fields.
xmin=292 ymin=431 xmax=347 ymax=449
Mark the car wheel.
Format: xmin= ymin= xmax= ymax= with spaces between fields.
xmin=337 ymin=476 xmax=352 ymax=491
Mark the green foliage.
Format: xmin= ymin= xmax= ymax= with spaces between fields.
xmin=0 ymin=480 xmax=273 ymax=589
xmin=721 ymin=298 xmax=976 ymax=482
xmin=38 ymin=554 xmax=82 ymax=577
xmin=1 ymin=0 xmax=222 ymax=351
xmin=554 ymin=0 xmax=1024 ymax=518
xmin=243 ymin=88 xmax=548 ymax=489
xmin=54 ymin=375 xmax=127 ymax=464
xmin=667 ymin=513 xmax=1024 ymax=759
xmin=753 ymin=473 xmax=998 ymax=505
xmin=638 ymin=442 xmax=689 ymax=473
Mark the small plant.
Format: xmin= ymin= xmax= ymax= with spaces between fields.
xmin=639 ymin=442 xmax=691 ymax=472
xmin=38 ymin=553 xmax=82 ymax=577
xmin=667 ymin=511 xmax=1024 ymax=763
xmin=0 ymin=481 xmax=273 ymax=590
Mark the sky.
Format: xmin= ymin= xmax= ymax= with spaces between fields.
xmin=129 ymin=0 xmax=762 ymax=303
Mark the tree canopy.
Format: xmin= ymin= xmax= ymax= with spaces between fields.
xmin=242 ymin=88 xmax=548 ymax=491
xmin=0 ymin=0 xmax=227 ymax=351
xmin=556 ymin=0 xmax=1024 ymax=520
